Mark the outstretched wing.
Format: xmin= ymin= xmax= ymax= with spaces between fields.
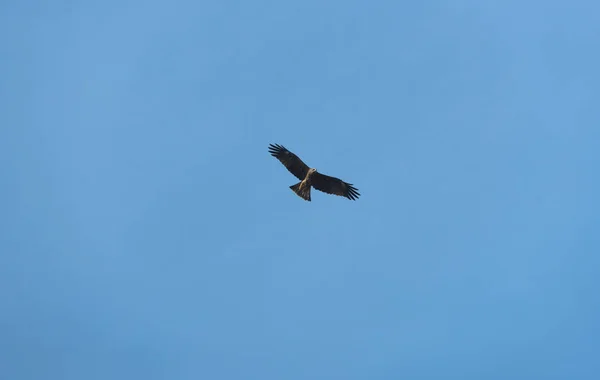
xmin=311 ymin=172 xmax=360 ymax=200
xmin=268 ymin=143 xmax=311 ymax=181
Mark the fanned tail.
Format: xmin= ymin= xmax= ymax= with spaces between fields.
xmin=290 ymin=182 xmax=311 ymax=201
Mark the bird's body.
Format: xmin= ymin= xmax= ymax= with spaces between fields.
xmin=268 ymin=144 xmax=360 ymax=202
xmin=289 ymin=168 xmax=317 ymax=201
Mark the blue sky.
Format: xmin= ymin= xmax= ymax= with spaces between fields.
xmin=1 ymin=1 xmax=599 ymax=379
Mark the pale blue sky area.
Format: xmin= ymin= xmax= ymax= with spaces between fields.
xmin=1 ymin=1 xmax=599 ymax=379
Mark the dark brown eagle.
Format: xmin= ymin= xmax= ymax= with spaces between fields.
xmin=268 ymin=143 xmax=360 ymax=202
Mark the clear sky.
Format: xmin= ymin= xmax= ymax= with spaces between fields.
xmin=2 ymin=1 xmax=599 ymax=379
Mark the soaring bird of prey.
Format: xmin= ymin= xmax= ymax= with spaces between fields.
xmin=268 ymin=143 xmax=360 ymax=202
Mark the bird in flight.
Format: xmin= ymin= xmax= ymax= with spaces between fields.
xmin=268 ymin=143 xmax=360 ymax=202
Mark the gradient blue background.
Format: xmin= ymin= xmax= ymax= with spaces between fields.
xmin=2 ymin=1 xmax=599 ymax=379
